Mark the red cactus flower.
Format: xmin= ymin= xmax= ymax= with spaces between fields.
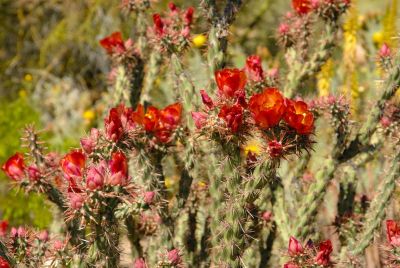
xmin=155 ymin=103 xmax=182 ymax=143
xmin=109 ymin=151 xmax=128 ymax=186
xmin=191 ymin=112 xmax=208 ymax=129
xmin=184 ymin=7 xmax=195 ymax=25
xmin=2 ymin=153 xmax=25 ymax=181
xmin=143 ymin=106 xmax=160 ymax=132
xmin=0 ymin=257 xmax=10 ymax=268
xmin=292 ymin=0 xmax=312 ymax=15
xmin=60 ymin=150 xmax=86 ymax=180
xmin=288 ymin=236 xmax=304 ymax=255
xmin=168 ymin=2 xmax=178 ymax=12
xmin=200 ymin=89 xmax=214 ymax=109
xmin=99 ymin=32 xmax=125 ymax=54
xmin=284 ymin=100 xmax=314 ymax=134
xmin=315 ymin=240 xmax=333 ymax=266
xmin=387 ymin=220 xmax=400 ymax=247
xmin=218 ymin=104 xmax=244 ymax=133
xmin=3 ymin=153 xmax=26 ymax=180
xmin=215 ymin=68 xmax=247 ymax=100
xmin=0 ymin=220 xmax=8 ymax=237
xmin=245 ymin=55 xmax=264 ymax=82
xmin=153 ymin=14 xmax=165 ymax=36
xmin=131 ymin=104 xmax=145 ymax=125
xmin=105 ymin=106 xmax=124 ymax=142
xmin=249 ymin=88 xmax=286 ymax=129
xmin=167 ymin=249 xmax=182 ymax=265
xmin=268 ymin=140 xmax=284 ymax=158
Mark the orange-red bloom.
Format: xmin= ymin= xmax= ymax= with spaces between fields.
xmin=99 ymin=32 xmax=125 ymax=54
xmin=2 ymin=153 xmax=25 ymax=181
xmin=387 ymin=220 xmax=400 ymax=247
xmin=155 ymin=103 xmax=182 ymax=142
xmin=248 ymin=88 xmax=286 ymax=129
xmin=284 ymin=100 xmax=314 ymax=134
xmin=215 ymin=68 xmax=247 ymax=99
xmin=60 ymin=150 xmax=86 ymax=180
xmin=218 ymin=104 xmax=243 ymax=133
xmin=109 ymin=151 xmax=128 ymax=186
xmin=292 ymin=0 xmax=312 ymax=15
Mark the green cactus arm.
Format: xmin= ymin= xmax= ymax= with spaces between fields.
xmin=349 ymin=150 xmax=400 ymax=256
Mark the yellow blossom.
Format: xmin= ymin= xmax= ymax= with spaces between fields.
xmin=372 ymin=31 xmax=384 ymax=45
xmin=24 ymin=74 xmax=33 ymax=82
xmin=244 ymin=139 xmax=262 ymax=156
xmin=18 ymin=89 xmax=27 ymax=98
xmin=83 ymin=109 xmax=95 ymax=121
xmin=192 ymin=34 xmax=207 ymax=48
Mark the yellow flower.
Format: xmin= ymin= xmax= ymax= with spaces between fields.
xmin=83 ymin=109 xmax=95 ymax=121
xmin=372 ymin=31 xmax=384 ymax=45
xmin=165 ymin=176 xmax=179 ymax=189
xmin=18 ymin=89 xmax=27 ymax=98
xmin=244 ymin=139 xmax=262 ymax=156
xmin=192 ymin=34 xmax=207 ymax=48
xmin=24 ymin=74 xmax=33 ymax=82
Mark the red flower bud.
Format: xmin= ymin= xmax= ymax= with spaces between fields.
xmin=0 ymin=257 xmax=10 ymax=268
xmin=80 ymin=128 xmax=99 ymax=154
xmin=191 ymin=112 xmax=208 ymax=129
xmin=315 ymin=240 xmax=333 ymax=266
xmin=249 ymin=88 xmax=286 ymax=129
xmin=105 ymin=107 xmax=124 ymax=142
xmin=215 ymin=68 xmax=247 ymax=100
xmin=99 ymin=32 xmax=125 ymax=54
xmin=134 ymin=258 xmax=147 ymax=268
xmin=167 ymin=248 xmax=182 ymax=265
xmin=387 ymin=220 xmax=400 ymax=247
xmin=168 ymin=2 xmax=178 ymax=12
xmin=109 ymin=152 xmax=128 ymax=186
xmin=288 ymin=236 xmax=303 ymax=255
xmin=218 ymin=104 xmax=243 ymax=133
xmin=144 ymin=191 xmax=156 ymax=205
xmin=292 ymin=0 xmax=312 ymax=15
xmin=0 ymin=220 xmax=8 ymax=237
xmin=68 ymin=193 xmax=84 ymax=211
xmin=10 ymin=227 xmax=17 ymax=238
xmin=153 ymin=14 xmax=165 ymax=36
xmin=37 ymin=230 xmax=49 ymax=242
xmin=200 ymin=90 xmax=214 ymax=109
xmin=184 ymin=7 xmax=195 ymax=25
xmin=245 ymin=55 xmax=264 ymax=82
xmin=53 ymin=240 xmax=64 ymax=251
xmin=17 ymin=226 xmax=26 ymax=237
xmin=268 ymin=140 xmax=284 ymax=158
xmin=2 ymin=153 xmax=25 ymax=181
xmin=284 ymin=263 xmax=299 ymax=268
xmin=284 ymin=100 xmax=314 ymax=134
xmin=86 ymin=164 xmax=105 ymax=190
xmin=261 ymin=211 xmax=272 ymax=222
xmin=379 ymin=43 xmax=391 ymax=58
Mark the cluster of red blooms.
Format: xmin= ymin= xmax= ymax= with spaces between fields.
xmin=104 ymin=102 xmax=182 ymax=144
xmin=149 ymin=3 xmax=195 ymax=53
xmin=192 ymin=55 xmax=314 ymax=157
xmin=284 ymin=236 xmax=333 ymax=267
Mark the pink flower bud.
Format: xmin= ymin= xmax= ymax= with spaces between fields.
xmin=288 ymin=236 xmax=303 ymax=255
xmin=17 ymin=226 xmax=26 ymax=237
xmin=53 ymin=240 xmax=64 ymax=251
xmin=37 ymin=230 xmax=49 ymax=242
xmin=284 ymin=263 xmax=299 ymax=268
xmin=261 ymin=211 xmax=272 ymax=222
xmin=28 ymin=165 xmax=41 ymax=181
xmin=191 ymin=112 xmax=208 ymax=129
xmin=267 ymin=68 xmax=279 ymax=80
xmin=278 ymin=23 xmax=290 ymax=35
xmin=200 ymin=90 xmax=214 ymax=109
xmin=184 ymin=7 xmax=195 ymax=26
xmin=381 ymin=116 xmax=391 ymax=128
xmin=80 ymin=129 xmax=98 ymax=154
xmin=379 ymin=43 xmax=391 ymax=58
xmin=86 ymin=166 xmax=105 ymax=190
xmin=315 ymin=240 xmax=333 ymax=266
xmin=144 ymin=191 xmax=155 ymax=205
xmin=69 ymin=193 xmax=84 ymax=211
xmin=168 ymin=2 xmax=178 ymax=12
xmin=134 ymin=258 xmax=147 ymax=268
xmin=10 ymin=227 xmax=17 ymax=238
xmin=167 ymin=249 xmax=182 ymax=265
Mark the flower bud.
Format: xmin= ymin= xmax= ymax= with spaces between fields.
xmin=268 ymin=140 xmax=284 ymax=158
xmin=0 ymin=257 xmax=10 ymax=268
xmin=69 ymin=193 xmax=84 ymax=211
xmin=379 ymin=43 xmax=391 ymax=58
xmin=17 ymin=226 xmax=26 ymax=237
xmin=134 ymin=258 xmax=147 ymax=268
xmin=2 ymin=153 xmax=25 ymax=181
xmin=288 ymin=236 xmax=303 ymax=255
xmin=261 ymin=211 xmax=272 ymax=222
xmin=200 ymin=90 xmax=214 ymax=109
xmin=167 ymin=249 xmax=182 ymax=265
xmin=191 ymin=112 xmax=208 ymax=129
xmin=86 ymin=166 xmax=105 ymax=190
xmin=0 ymin=221 xmax=8 ymax=237
xmin=144 ymin=191 xmax=156 ymax=205
xmin=37 ymin=230 xmax=49 ymax=242
xmin=28 ymin=165 xmax=41 ymax=181
xmin=53 ymin=240 xmax=64 ymax=251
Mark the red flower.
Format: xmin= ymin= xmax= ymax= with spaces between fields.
xmin=153 ymin=14 xmax=165 ymax=36
xmin=215 ymin=68 xmax=247 ymax=99
xmin=143 ymin=106 xmax=160 ymax=132
xmin=2 ymin=153 xmax=25 ymax=181
xmin=386 ymin=220 xmax=400 ymax=247
xmin=60 ymin=150 xmax=86 ymax=186
xmin=0 ymin=257 xmax=10 ymax=268
xmin=249 ymin=88 xmax=286 ymax=129
xmin=245 ymin=55 xmax=264 ymax=82
xmin=99 ymin=32 xmax=125 ymax=54
xmin=288 ymin=236 xmax=304 ymax=256
xmin=109 ymin=152 xmax=128 ymax=186
xmin=86 ymin=164 xmax=105 ymax=190
xmin=218 ymin=104 xmax=243 ymax=133
xmin=284 ymin=100 xmax=314 ymax=134
xmin=315 ymin=240 xmax=333 ymax=266
xmin=191 ymin=112 xmax=208 ymax=129
xmin=27 ymin=165 xmax=41 ymax=181
xmin=131 ymin=104 xmax=145 ymax=126
xmin=184 ymin=7 xmax=195 ymax=25
xmin=155 ymin=103 xmax=182 ymax=142
xmin=105 ymin=106 xmax=124 ymax=142
xmin=292 ymin=0 xmax=312 ymax=15
xmin=0 ymin=220 xmax=8 ymax=237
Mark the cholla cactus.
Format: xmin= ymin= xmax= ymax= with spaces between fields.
xmin=0 ymin=1 xmax=400 ymax=268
